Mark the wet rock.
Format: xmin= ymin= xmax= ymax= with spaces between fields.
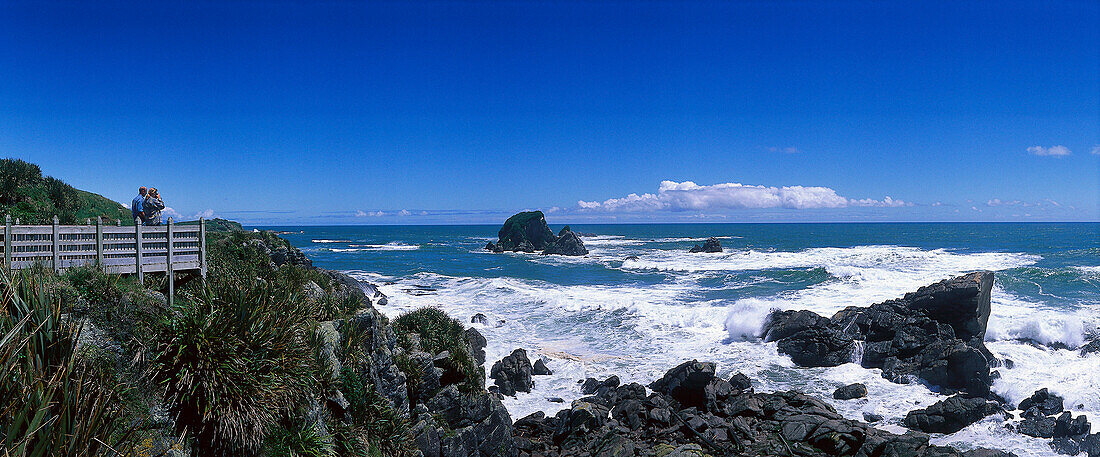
xmin=465 ymin=328 xmax=487 ymax=366
xmin=542 ymin=226 xmax=588 ymax=256
xmin=648 ymin=360 xmax=735 ymax=413
xmin=533 ymin=358 xmax=552 ymax=375
xmin=581 ymin=376 xmax=620 ymax=396
xmin=833 ymin=383 xmax=868 ymax=400
xmin=490 ymin=348 xmax=533 ymax=396
xmin=1080 ymin=340 xmax=1100 ymax=356
xmin=470 ymin=313 xmax=488 ymax=325
xmin=864 ymin=412 xmax=884 ymax=422
xmin=767 ymin=272 xmax=998 ymax=397
xmin=1017 ymin=407 xmax=1058 ymax=438
xmin=1053 ymin=411 xmax=1090 ymax=438
xmin=903 ymin=395 xmax=1002 ymax=434
xmin=1019 ymin=388 xmax=1065 ymax=415
xmin=484 ymin=241 xmax=503 ymax=253
xmin=688 ymin=237 xmax=722 ymax=253
xmin=1050 ymin=438 xmax=1081 ymax=456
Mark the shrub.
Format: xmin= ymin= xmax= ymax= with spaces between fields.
xmin=263 ymin=420 xmax=332 ymax=457
xmin=0 ymin=270 xmax=135 ymax=456
xmin=393 ymin=307 xmax=481 ymax=392
xmin=338 ymin=367 xmax=418 ymax=457
xmin=152 ymin=278 xmax=317 ymax=457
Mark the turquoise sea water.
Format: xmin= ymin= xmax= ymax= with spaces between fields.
xmin=266 ymin=222 xmax=1099 ymax=455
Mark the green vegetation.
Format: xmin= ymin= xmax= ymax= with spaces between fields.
xmin=0 ymin=270 xmax=134 ymax=456
xmin=496 ymin=210 xmax=549 ymax=244
xmin=0 ymin=158 xmax=132 ymax=224
xmin=393 ymin=307 xmax=483 ymax=394
xmin=152 ymin=278 xmax=319 ymax=456
xmin=180 ymin=217 xmax=243 ymax=232
xmin=336 ymin=367 xmax=418 ymax=457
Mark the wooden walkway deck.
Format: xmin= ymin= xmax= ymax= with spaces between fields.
xmin=2 ymin=216 xmax=208 ymax=304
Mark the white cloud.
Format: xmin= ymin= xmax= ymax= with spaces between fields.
xmin=420 ymin=211 xmax=429 ymax=216
xmin=578 ymin=180 xmax=905 ymax=212
xmin=355 ymin=210 xmax=367 ymax=217
xmin=194 ymin=209 xmax=215 ymax=219
xmin=369 ymin=211 xmax=385 ymax=217
xmin=162 ymin=207 xmax=184 ymax=221
xmin=398 ymin=209 xmax=411 ymax=216
xmin=1027 ymin=145 xmax=1071 ymax=157
xmin=1091 ymin=145 xmax=1100 ymax=156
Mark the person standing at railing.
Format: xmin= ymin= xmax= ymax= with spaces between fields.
xmin=131 ymin=186 xmax=147 ymax=224
xmin=144 ymin=188 xmax=165 ymax=226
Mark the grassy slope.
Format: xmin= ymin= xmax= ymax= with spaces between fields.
xmin=0 ymin=159 xmax=133 ymax=225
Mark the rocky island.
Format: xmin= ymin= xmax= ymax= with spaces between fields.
xmin=485 ymin=211 xmax=588 ymax=256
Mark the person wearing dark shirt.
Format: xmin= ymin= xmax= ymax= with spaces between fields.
xmin=131 ymin=186 xmax=147 ymax=223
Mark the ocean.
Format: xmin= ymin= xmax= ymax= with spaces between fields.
xmin=265 ymin=222 xmax=1099 ymax=456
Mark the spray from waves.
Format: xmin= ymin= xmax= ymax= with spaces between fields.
xmin=985 ymin=291 xmax=1093 ymax=348
xmin=312 ymin=239 xmax=351 ymax=243
xmin=330 ymin=242 xmax=420 ymax=252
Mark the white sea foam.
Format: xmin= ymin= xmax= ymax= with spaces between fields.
xmin=343 ymin=241 xmax=1091 ymax=457
xmin=330 ymin=242 xmax=419 ymax=252
xmin=312 ymin=239 xmax=350 ymax=243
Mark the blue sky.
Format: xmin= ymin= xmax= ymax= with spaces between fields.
xmin=1 ymin=1 xmax=1097 ymax=224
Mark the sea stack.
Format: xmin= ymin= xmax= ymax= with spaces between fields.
xmin=689 ymin=237 xmax=723 ymax=253
xmin=485 ymin=211 xmax=588 ymax=256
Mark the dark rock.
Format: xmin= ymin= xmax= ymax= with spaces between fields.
xmin=493 ymin=211 xmax=557 ymax=252
xmin=490 ymin=348 xmax=533 ymax=396
xmin=532 ymin=358 xmax=552 ymax=375
xmin=903 ymin=395 xmax=1002 ymax=434
xmin=1051 ymin=438 xmax=1080 ymax=456
xmin=1053 ymin=411 xmax=1091 ymax=438
xmin=555 ymin=401 xmax=609 ymax=439
xmin=1004 ymin=358 xmax=1015 ymax=369
xmin=465 ymin=328 xmax=487 ymax=366
xmin=624 ymin=255 xmax=639 ymax=261
xmin=834 ymin=383 xmax=868 ymax=400
xmin=547 ymin=397 xmax=564 ymax=403
xmin=1080 ymin=433 xmax=1100 ymax=456
xmin=902 ymin=271 xmax=994 ymax=343
xmin=1017 ymin=407 xmax=1058 ymax=438
xmin=484 ymin=241 xmax=503 ymax=253
xmin=729 ymin=372 xmax=753 ymax=393
xmin=1081 ymin=340 xmax=1100 ymax=356
xmin=864 ymin=412 xmax=884 ymax=422
xmin=767 ymin=272 xmax=998 ymax=397
xmin=648 ymin=360 xmax=735 ymax=413
xmin=688 ymin=237 xmax=722 ymax=253
xmin=776 ymin=326 xmax=855 ymax=367
xmin=542 ymin=226 xmax=588 ymax=256
xmin=470 ymin=313 xmax=488 ymax=325
xmin=1019 ymin=388 xmax=1065 ymax=415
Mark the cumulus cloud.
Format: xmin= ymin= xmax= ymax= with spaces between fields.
xmin=577 ymin=180 xmax=907 ymax=212
xmin=162 ymin=207 xmax=184 ymax=221
xmin=1091 ymin=145 xmax=1100 ymax=156
xmin=398 ymin=209 xmax=411 ymax=216
xmin=194 ymin=209 xmax=215 ymax=219
xmin=1027 ymin=145 xmax=1071 ymax=157
xmin=355 ymin=210 xmax=386 ymax=217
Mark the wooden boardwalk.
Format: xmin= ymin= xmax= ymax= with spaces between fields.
xmin=2 ymin=216 xmax=207 ymax=304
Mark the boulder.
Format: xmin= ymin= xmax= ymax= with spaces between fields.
xmin=1019 ymin=388 xmax=1064 ymax=415
xmin=1017 ymin=407 xmax=1058 ymax=438
xmin=767 ymin=272 xmax=998 ymax=397
xmin=1053 ymin=411 xmax=1091 ymax=438
xmin=541 ymin=226 xmax=588 ymax=256
xmin=688 ymin=237 xmax=722 ymax=253
xmin=470 ymin=313 xmax=488 ymax=325
xmin=484 ymin=242 xmax=503 ymax=253
xmin=465 ymin=328 xmax=487 ymax=366
xmin=1080 ymin=340 xmax=1100 ymax=356
xmin=648 ymin=360 xmax=735 ymax=413
xmin=490 ymin=348 xmax=534 ymax=396
xmin=833 ymin=383 xmax=868 ymax=400
xmin=533 ymin=358 xmax=552 ymax=375
xmin=903 ymin=395 xmax=1002 ymax=434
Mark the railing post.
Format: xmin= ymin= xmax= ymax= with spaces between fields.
xmin=95 ymin=218 xmax=104 ymax=271
xmin=199 ymin=217 xmax=207 ymax=279
xmin=52 ymin=216 xmax=60 ymax=273
xmin=166 ymin=218 xmax=174 ymax=307
xmin=4 ymin=215 xmax=11 ymax=270
xmin=135 ymin=219 xmax=143 ymax=283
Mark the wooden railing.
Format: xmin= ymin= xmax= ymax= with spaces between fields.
xmin=2 ymin=216 xmax=207 ymax=304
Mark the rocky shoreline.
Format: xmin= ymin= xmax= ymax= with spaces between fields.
xmin=145 ymin=227 xmax=1097 ymax=456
